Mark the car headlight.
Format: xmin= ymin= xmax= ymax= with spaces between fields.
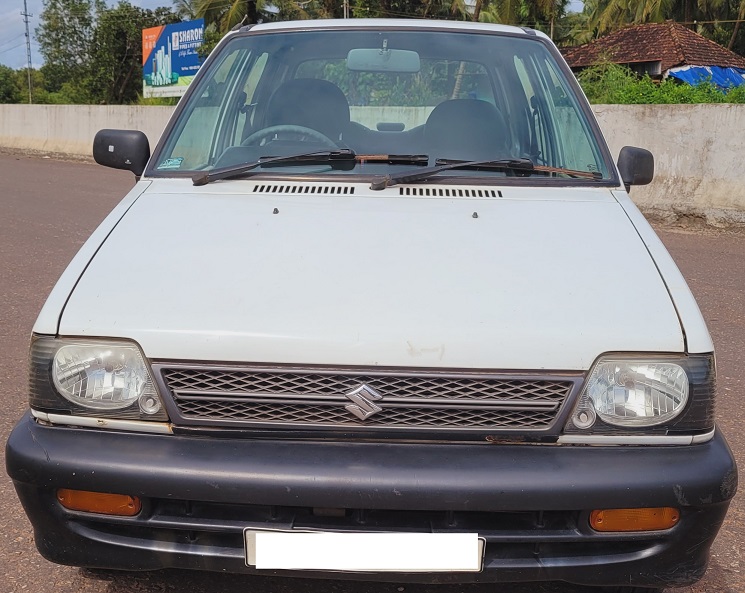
xmin=566 ymin=354 xmax=715 ymax=434
xmin=30 ymin=336 xmax=168 ymax=421
xmin=583 ymin=359 xmax=688 ymax=427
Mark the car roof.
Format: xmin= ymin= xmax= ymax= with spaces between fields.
xmin=246 ymin=18 xmax=548 ymax=40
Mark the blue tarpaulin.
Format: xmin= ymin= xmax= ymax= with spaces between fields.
xmin=668 ymin=65 xmax=745 ymax=88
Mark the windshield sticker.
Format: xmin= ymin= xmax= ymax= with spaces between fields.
xmin=158 ymin=157 xmax=184 ymax=170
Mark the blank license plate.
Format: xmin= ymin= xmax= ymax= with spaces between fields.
xmin=245 ymin=530 xmax=483 ymax=572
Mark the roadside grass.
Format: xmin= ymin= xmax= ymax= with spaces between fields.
xmin=577 ymin=63 xmax=745 ymax=104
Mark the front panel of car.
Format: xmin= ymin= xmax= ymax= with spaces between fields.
xmin=7 ymin=20 xmax=736 ymax=590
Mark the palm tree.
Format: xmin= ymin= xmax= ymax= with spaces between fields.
xmin=588 ymin=0 xmax=674 ymax=36
xmin=477 ymin=0 xmax=523 ymax=24
xmin=579 ymin=0 xmax=745 ymax=47
xmin=421 ymin=0 xmax=469 ymax=18
xmin=728 ymin=0 xmax=745 ymax=49
xmin=478 ymin=0 xmax=568 ymax=36
xmin=172 ymin=0 xmax=198 ymax=20
xmin=195 ymin=0 xmax=242 ymax=30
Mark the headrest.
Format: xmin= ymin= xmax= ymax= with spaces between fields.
xmin=425 ymin=99 xmax=509 ymax=161
xmin=266 ymin=79 xmax=351 ymax=140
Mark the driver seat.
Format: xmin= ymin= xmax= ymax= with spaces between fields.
xmin=264 ymin=79 xmax=351 ymax=143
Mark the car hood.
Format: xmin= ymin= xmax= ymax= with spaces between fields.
xmin=58 ymin=180 xmax=684 ymax=370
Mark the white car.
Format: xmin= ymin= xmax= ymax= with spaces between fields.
xmin=7 ymin=19 xmax=736 ymax=592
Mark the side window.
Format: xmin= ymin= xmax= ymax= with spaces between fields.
xmin=162 ymin=51 xmax=242 ymax=170
xmin=159 ymin=50 xmax=273 ymax=170
xmin=513 ymin=55 xmax=553 ymax=166
xmin=513 ymin=53 xmax=605 ymax=174
xmin=232 ymin=52 xmax=268 ymax=145
xmin=540 ymin=60 xmax=602 ymax=174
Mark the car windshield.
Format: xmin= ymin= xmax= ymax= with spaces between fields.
xmin=151 ymin=26 xmax=611 ymax=182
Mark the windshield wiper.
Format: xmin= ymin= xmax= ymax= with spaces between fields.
xmin=369 ymin=157 xmax=602 ymax=190
xmin=192 ymin=149 xmax=357 ymax=186
xmin=192 ymin=151 xmax=430 ymax=186
xmin=436 ymin=158 xmax=603 ymax=180
xmin=356 ymin=154 xmax=429 ymax=165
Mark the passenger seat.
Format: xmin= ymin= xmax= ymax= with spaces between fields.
xmin=425 ymin=99 xmax=509 ymax=161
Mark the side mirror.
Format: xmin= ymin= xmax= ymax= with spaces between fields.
xmin=93 ymin=129 xmax=150 ymax=177
xmin=617 ymin=146 xmax=654 ymax=191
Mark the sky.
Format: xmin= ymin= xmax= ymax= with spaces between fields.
xmin=0 ymin=0 xmax=165 ymax=69
xmin=0 ymin=0 xmax=586 ymax=70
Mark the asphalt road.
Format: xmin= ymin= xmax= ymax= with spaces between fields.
xmin=0 ymin=153 xmax=742 ymax=593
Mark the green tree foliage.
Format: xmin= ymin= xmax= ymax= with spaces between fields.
xmin=577 ymin=62 xmax=745 ymax=103
xmin=173 ymin=0 xmax=199 ymax=20
xmin=0 ymin=66 xmax=21 ymax=103
xmin=18 ymin=69 xmax=46 ymax=103
xmin=190 ymin=0 xmax=571 ymax=54
xmin=36 ymin=0 xmax=105 ymax=92
xmin=572 ymin=0 xmax=745 ymax=53
xmin=87 ymin=2 xmax=179 ymax=104
xmin=195 ymin=0 xmax=263 ymax=31
xmin=11 ymin=67 xmax=98 ymax=104
xmin=28 ymin=0 xmax=745 ymax=104
xmin=479 ymin=0 xmax=568 ymax=30
xmin=193 ymin=0 xmax=348 ymax=56
xmin=194 ymin=0 xmax=467 ymax=33
xmin=34 ymin=0 xmax=179 ymax=104
xmin=583 ymin=0 xmax=673 ymax=36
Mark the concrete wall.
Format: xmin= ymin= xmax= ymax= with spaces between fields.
xmin=594 ymin=104 xmax=745 ymax=226
xmin=1 ymin=103 xmax=744 ymax=225
xmin=0 ymin=105 xmax=174 ymax=157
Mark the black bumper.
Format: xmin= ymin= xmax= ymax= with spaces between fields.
xmin=6 ymin=412 xmax=738 ymax=587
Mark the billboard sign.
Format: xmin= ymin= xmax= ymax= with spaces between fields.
xmin=143 ymin=19 xmax=205 ymax=98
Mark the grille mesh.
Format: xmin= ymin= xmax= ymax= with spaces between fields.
xmin=159 ymin=367 xmax=576 ymax=431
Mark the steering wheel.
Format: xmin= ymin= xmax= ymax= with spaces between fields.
xmin=242 ymin=125 xmax=338 ymax=148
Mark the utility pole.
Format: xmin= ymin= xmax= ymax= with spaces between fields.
xmin=21 ymin=0 xmax=33 ymax=104
xmin=343 ymin=0 xmax=349 ymax=18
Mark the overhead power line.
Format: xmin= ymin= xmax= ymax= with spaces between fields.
xmin=0 ymin=33 xmax=25 ymax=49
xmin=0 ymin=42 xmax=25 ymax=55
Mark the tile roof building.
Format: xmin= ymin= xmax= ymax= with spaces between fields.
xmin=563 ymin=21 xmax=745 ymax=82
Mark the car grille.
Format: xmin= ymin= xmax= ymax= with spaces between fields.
xmin=155 ymin=365 xmax=581 ymax=432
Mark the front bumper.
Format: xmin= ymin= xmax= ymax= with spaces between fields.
xmin=6 ymin=412 xmax=737 ymax=587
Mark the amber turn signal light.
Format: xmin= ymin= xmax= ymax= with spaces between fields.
xmin=590 ymin=507 xmax=680 ymax=532
xmin=57 ymin=489 xmax=142 ymax=516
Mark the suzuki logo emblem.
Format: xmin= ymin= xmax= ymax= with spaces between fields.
xmin=344 ymin=384 xmax=384 ymax=420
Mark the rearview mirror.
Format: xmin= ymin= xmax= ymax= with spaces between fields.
xmin=347 ymin=48 xmax=421 ymax=73
xmin=93 ymin=129 xmax=150 ymax=177
xmin=617 ymin=146 xmax=654 ymax=191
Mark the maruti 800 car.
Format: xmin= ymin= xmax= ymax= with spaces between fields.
xmin=6 ymin=19 xmax=737 ymax=593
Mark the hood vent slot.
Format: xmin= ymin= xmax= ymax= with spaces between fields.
xmin=253 ymin=184 xmax=355 ymax=195
xmin=399 ymin=187 xmax=501 ymax=198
